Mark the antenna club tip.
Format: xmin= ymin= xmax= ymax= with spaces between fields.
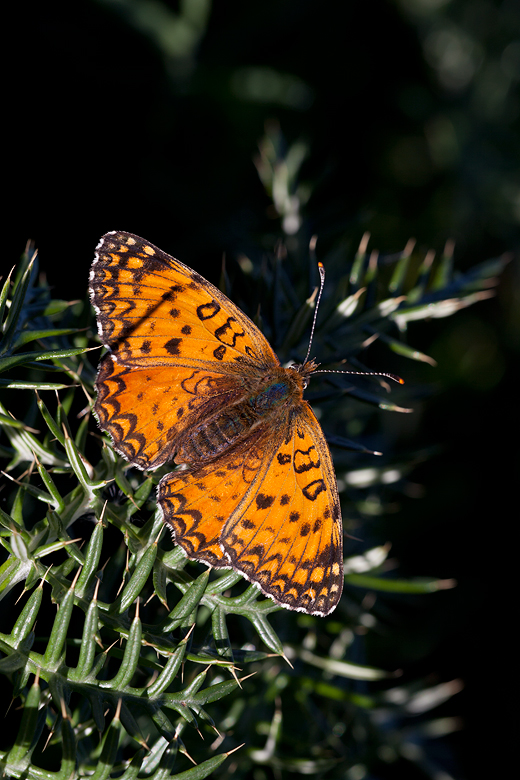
xmin=318 ymin=261 xmax=324 ymax=269
xmin=385 ymin=373 xmax=405 ymax=384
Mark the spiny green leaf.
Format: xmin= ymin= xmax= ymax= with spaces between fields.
xmin=13 ymin=327 xmax=81 ymax=349
xmin=4 ymin=675 xmax=45 ymax=769
xmin=0 ymin=346 xmax=89 ymax=373
xmin=88 ymin=705 xmax=125 ymax=780
xmin=0 ymin=253 xmax=38 ymax=356
xmin=345 ymin=573 xmax=456 ymax=593
xmin=168 ymin=749 xmax=243 ymax=780
xmin=298 ymin=648 xmax=390 ymax=680
xmin=0 ymin=379 xmax=73 ymax=389
xmin=118 ymin=543 xmax=158 ymax=613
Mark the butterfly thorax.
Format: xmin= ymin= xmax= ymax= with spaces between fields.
xmin=174 ymin=364 xmax=309 ymax=467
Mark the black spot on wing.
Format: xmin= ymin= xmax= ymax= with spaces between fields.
xmin=164 ymin=338 xmax=182 ymax=355
xmin=256 ymin=493 xmax=275 ymax=510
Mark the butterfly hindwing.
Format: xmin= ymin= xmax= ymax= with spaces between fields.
xmin=158 ymin=425 xmax=271 ymax=567
xmin=220 ymin=402 xmax=343 ymax=616
xmin=158 ymin=402 xmax=343 ymax=616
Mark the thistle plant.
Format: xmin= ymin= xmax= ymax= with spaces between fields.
xmin=0 ymin=144 xmax=507 ymax=778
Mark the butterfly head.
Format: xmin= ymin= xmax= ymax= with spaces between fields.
xmin=287 ymin=357 xmax=320 ymax=390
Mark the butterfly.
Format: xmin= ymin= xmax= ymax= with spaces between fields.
xmin=90 ymin=231 xmax=368 ymax=615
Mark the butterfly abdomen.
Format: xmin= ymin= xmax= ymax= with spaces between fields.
xmin=176 ymin=401 xmax=258 ymax=463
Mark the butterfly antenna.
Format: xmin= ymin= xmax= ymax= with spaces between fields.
xmin=303 ymin=256 xmax=404 ymax=385
xmin=303 ymin=258 xmax=326 ymax=366
xmin=304 ymin=254 xmax=404 ymax=385
xmin=313 ymin=367 xmax=404 ymax=385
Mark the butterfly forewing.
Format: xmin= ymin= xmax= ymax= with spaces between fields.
xmin=90 ymin=231 xmax=280 ymax=470
xmin=90 ymin=231 xmax=278 ymax=370
xmin=90 ymin=231 xmax=345 ymax=615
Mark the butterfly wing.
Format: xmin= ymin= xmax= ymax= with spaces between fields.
xmin=158 ymin=400 xmax=343 ymax=615
xmin=158 ymin=425 xmax=271 ymax=567
xmin=90 ymin=231 xmax=278 ymax=469
xmin=221 ymin=401 xmax=343 ymax=615
xmin=93 ymin=355 xmax=243 ymax=469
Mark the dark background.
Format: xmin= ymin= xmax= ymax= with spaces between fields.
xmin=7 ymin=1 xmax=519 ymax=777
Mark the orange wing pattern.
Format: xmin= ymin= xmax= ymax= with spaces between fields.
xmin=90 ymin=231 xmax=278 ymax=370
xmin=90 ymin=231 xmax=344 ymax=615
xmin=93 ymin=356 xmax=240 ymax=470
xmin=220 ymin=403 xmax=342 ymax=615
xmin=158 ymin=425 xmax=271 ymax=567
xmin=158 ymin=403 xmax=343 ymax=615
xmin=90 ymin=231 xmax=278 ymax=470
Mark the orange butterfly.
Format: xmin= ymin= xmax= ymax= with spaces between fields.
xmin=90 ymin=231 xmax=345 ymax=615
